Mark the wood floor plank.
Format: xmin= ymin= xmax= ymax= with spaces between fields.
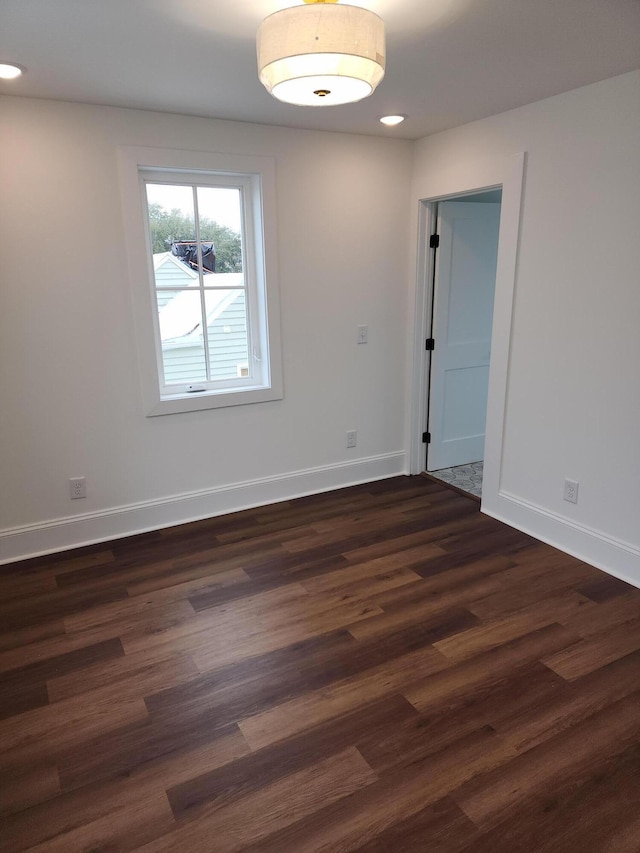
xmin=494 ymin=648 xmax=640 ymax=752
xmin=403 ymin=623 xmax=580 ymax=715
xmin=0 ymin=762 xmax=60 ymax=818
xmin=49 ymin=548 xmax=116 ymax=577
xmin=145 ymin=624 xmax=446 ymax=741
xmin=22 ymin=790 xmax=175 ymax=853
xmin=352 ymin=796 xmax=480 ymax=853
xmin=3 ymin=739 xmax=245 ymax=852
xmin=0 ymin=637 xmax=124 ymax=690
xmin=0 ymin=636 xmax=125 ymax=721
xmin=58 ymin=715 xmax=247 ymax=792
xmin=0 ymin=475 xmax=637 ymax=852
xmin=0 ymin=679 xmax=49 ymax=721
xmin=560 ymin=589 xmax=640 ymax=638
xmin=281 ymin=505 xmax=432 ymax=553
xmin=368 ymin=552 xmax=514 ymax=606
xmin=47 ymin=649 xmax=199 ymax=703
xmin=377 ymin=551 xmax=572 ymax=612
xmin=0 ymin=619 xmax=66 ymax=654
xmin=238 ymin=645 xmax=449 ymax=751
xmin=120 ymin=582 xmax=315 ymax=661
xmin=357 ymin=662 xmax=566 ymax=775
xmin=54 ymin=545 xmax=247 ymax=594
xmin=242 ymin=727 xmax=515 ymax=853
xmin=63 ymin=594 xmax=198 ymax=636
xmin=300 ymin=561 xmax=424 ymax=598
xmin=462 ymin=559 xmax=601 ymax=619
xmin=0 ymin=572 xmax=57 ymax=604
xmin=0 ymin=685 xmax=149 ymax=768
xmin=0 ymin=630 xmax=121 ymax=675
xmin=55 ymin=724 xmax=249 ymax=803
xmin=576 ymin=572 xmax=636 ymax=603
xmin=166 ymin=694 xmax=416 ymax=819
xmin=0 ymin=582 xmax=129 ymax=633
xmin=452 ymin=692 xmax=640 ymax=832
xmin=348 ymin=604 xmax=478 ymax=645
xmin=191 ymin=554 xmax=350 ymax=608
xmin=341 ymin=512 xmax=489 ymax=565
xmin=455 ymin=739 xmax=640 ymax=853
xmin=190 ymin=594 xmax=384 ymax=674
xmin=543 ymin=618 xmax=640 ymax=680
xmin=138 ymin=747 xmax=378 ymax=852
xmin=434 ymin=591 xmax=594 ymax=661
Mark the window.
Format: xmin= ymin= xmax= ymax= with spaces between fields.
xmin=118 ymin=147 xmax=283 ymax=416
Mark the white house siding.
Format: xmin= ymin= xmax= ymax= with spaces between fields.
xmin=163 ymin=290 xmax=248 ymax=384
xmin=153 ymin=254 xmax=197 ymax=309
xmin=208 ymin=291 xmax=249 ymax=379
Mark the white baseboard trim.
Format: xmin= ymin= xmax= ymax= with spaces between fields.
xmin=482 ymin=489 xmax=640 ymax=589
xmin=0 ymin=452 xmax=407 ymax=566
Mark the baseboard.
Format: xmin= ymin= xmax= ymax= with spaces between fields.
xmin=0 ymin=452 xmax=406 ymax=566
xmin=482 ymin=489 xmax=640 ymax=589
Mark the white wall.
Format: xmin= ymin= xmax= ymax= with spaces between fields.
xmin=411 ymin=71 xmax=640 ymax=583
xmin=0 ymin=97 xmax=413 ymax=562
xmin=3 ymin=72 xmax=639 ymax=580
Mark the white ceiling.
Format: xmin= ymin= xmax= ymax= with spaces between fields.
xmin=2 ymin=0 xmax=639 ymax=140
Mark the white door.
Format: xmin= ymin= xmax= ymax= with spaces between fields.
xmin=427 ymin=201 xmax=500 ymax=471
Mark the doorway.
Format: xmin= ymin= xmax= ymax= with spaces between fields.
xmin=424 ymin=189 xmax=501 ymax=498
xmin=407 ymin=152 xmax=525 ymax=515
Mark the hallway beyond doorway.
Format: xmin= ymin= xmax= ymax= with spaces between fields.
xmin=428 ymin=461 xmax=483 ymax=498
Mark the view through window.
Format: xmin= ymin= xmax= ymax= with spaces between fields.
xmin=145 ymin=182 xmax=251 ymax=390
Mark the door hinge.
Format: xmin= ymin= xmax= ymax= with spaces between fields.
xmin=425 ymin=338 xmax=435 ymax=351
xmin=429 ymin=233 xmax=440 ymax=249
xmin=422 ymin=431 xmax=431 ymax=444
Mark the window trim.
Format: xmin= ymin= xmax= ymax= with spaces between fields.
xmin=117 ymin=146 xmax=283 ymax=416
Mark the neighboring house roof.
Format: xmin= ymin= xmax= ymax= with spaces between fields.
xmin=153 ymin=251 xmax=199 ymax=278
xmin=152 ymin=257 xmax=245 ymax=346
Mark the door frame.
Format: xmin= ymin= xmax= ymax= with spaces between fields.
xmin=408 ymin=153 xmax=526 ymax=512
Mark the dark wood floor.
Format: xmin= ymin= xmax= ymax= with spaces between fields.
xmin=1 ymin=476 xmax=640 ymax=852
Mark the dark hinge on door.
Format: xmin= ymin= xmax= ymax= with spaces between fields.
xmin=422 ymin=432 xmax=431 ymax=444
xmin=425 ymin=338 xmax=435 ymax=351
xmin=429 ymin=233 xmax=440 ymax=249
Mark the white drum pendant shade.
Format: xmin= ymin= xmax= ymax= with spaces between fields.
xmin=257 ymin=4 xmax=385 ymax=106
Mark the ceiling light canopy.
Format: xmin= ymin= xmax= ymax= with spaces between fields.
xmin=257 ymin=0 xmax=385 ymax=107
xmin=0 ymin=63 xmax=24 ymax=80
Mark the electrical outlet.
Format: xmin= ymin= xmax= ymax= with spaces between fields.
xmin=357 ymin=325 xmax=368 ymax=344
xmin=346 ymin=430 xmax=357 ymax=448
xmin=563 ymin=478 xmax=579 ymax=504
xmin=69 ymin=477 xmax=87 ymax=500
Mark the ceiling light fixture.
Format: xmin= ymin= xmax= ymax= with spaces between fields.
xmin=0 ymin=63 xmax=24 ymax=80
xmin=380 ymin=114 xmax=405 ymax=126
xmin=257 ymin=0 xmax=385 ymax=107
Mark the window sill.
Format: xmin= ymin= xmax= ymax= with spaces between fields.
xmin=146 ymin=384 xmax=283 ymax=416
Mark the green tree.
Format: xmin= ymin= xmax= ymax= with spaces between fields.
xmin=147 ymin=203 xmax=243 ymax=273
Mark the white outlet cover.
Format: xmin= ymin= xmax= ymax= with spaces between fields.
xmin=563 ymin=479 xmax=579 ymax=504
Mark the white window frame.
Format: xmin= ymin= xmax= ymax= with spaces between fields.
xmin=117 ymin=146 xmax=283 ymax=416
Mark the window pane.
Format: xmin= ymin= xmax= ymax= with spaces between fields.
xmin=197 ymin=186 xmax=244 ymax=276
xmin=146 ymin=184 xmax=200 ymax=287
xmin=157 ymin=290 xmax=207 ymax=385
xmin=205 ymin=289 xmax=249 ymax=380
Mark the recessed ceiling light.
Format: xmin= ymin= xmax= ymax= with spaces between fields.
xmin=380 ymin=115 xmax=406 ymax=127
xmin=0 ymin=63 xmax=24 ymax=79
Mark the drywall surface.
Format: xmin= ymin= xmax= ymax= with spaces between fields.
xmin=411 ymin=71 xmax=640 ymax=581
xmin=0 ymin=97 xmax=412 ymax=561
